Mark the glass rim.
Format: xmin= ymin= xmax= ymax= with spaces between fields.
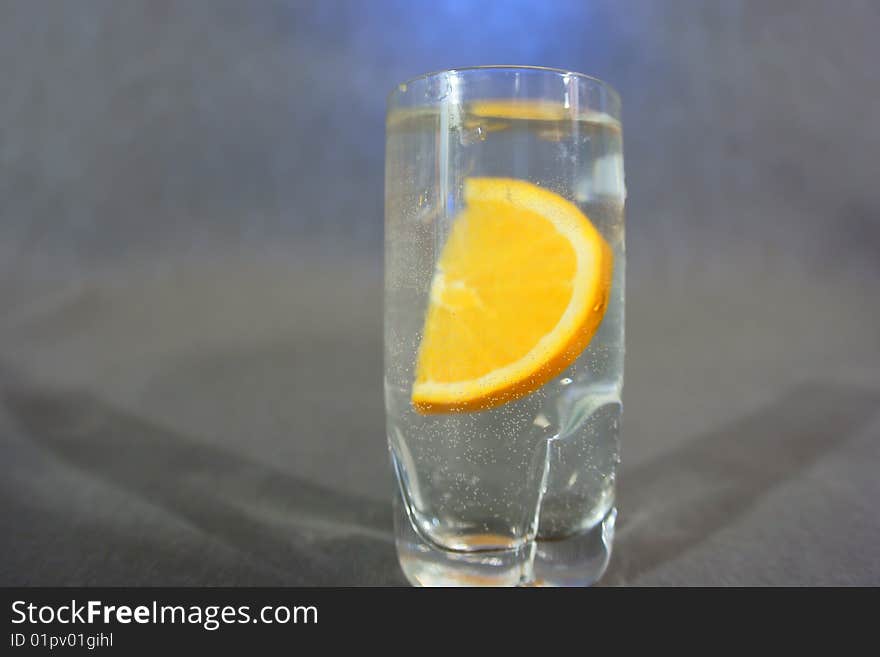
xmin=388 ymin=65 xmax=620 ymax=106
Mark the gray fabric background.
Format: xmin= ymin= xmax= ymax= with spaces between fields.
xmin=1 ymin=0 xmax=878 ymax=585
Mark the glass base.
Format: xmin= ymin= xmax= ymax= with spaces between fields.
xmin=531 ymin=507 xmax=616 ymax=586
xmin=393 ymin=492 xmax=616 ymax=587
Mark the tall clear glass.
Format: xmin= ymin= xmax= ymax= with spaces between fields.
xmin=384 ymin=67 xmax=625 ymax=586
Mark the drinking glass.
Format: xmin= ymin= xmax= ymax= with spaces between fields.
xmin=384 ymin=66 xmax=625 ymax=586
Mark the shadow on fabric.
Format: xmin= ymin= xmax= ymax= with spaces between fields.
xmin=603 ymin=382 xmax=880 ymax=585
xmin=1 ymin=370 xmax=406 ymax=586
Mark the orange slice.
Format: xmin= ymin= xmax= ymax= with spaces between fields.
xmin=412 ymin=177 xmax=613 ymax=414
xmin=468 ymin=99 xmax=569 ymax=122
